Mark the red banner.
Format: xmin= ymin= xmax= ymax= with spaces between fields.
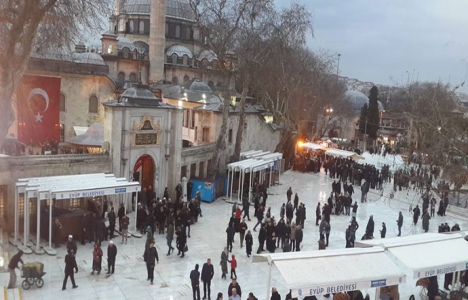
xmin=17 ymin=76 xmax=61 ymax=146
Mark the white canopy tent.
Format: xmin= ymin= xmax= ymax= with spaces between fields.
xmin=254 ymin=152 xmax=283 ymax=186
xmin=15 ymin=173 xmax=140 ymax=255
xmin=302 ymin=142 xmax=327 ymax=151
xmin=325 ymin=148 xmax=361 ymax=159
xmin=356 ymin=233 xmax=468 ymax=279
xmin=355 ymin=232 xmax=460 ymax=248
xmin=240 ymin=150 xmax=266 ymax=159
xmin=253 ymin=247 xmax=406 ymax=299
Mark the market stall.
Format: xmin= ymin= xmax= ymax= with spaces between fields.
xmin=15 ymin=173 xmax=140 ymax=255
xmin=253 ymin=247 xmax=406 ymax=299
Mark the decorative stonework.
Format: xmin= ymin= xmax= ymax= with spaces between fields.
xmin=132 ymin=115 xmax=161 ymax=130
xmin=131 ymin=115 xmax=162 ymax=146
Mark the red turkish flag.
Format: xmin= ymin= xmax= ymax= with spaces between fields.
xmin=17 ymin=76 xmax=61 ymax=145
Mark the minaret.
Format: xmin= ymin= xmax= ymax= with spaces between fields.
xmin=149 ymin=0 xmax=166 ymax=83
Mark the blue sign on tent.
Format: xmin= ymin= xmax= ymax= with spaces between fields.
xmin=370 ymin=279 xmax=387 ymax=288
xmin=115 ymin=188 xmax=127 ymax=193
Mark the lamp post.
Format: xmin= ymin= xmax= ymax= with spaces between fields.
xmin=337 ymin=54 xmax=341 ymax=76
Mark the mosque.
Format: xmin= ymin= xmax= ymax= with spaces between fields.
xmin=0 ymin=0 xmax=281 ymax=230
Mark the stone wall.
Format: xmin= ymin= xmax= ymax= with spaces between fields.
xmin=0 ymin=154 xmax=112 ymax=230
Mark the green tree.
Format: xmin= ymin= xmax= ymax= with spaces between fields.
xmin=367 ymin=86 xmax=380 ymax=139
xmin=358 ymin=103 xmax=368 ymax=135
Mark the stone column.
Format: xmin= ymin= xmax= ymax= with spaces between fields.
xmin=149 ymin=0 xmax=166 ymax=83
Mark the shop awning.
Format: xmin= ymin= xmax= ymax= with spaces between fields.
xmin=356 ymin=233 xmax=468 ymax=279
xmin=253 ymin=247 xmax=406 ymax=298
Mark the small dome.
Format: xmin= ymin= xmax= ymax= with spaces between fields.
xmin=197 ymin=50 xmax=217 ymax=62
xmin=76 ymin=52 xmax=106 ymax=66
xmin=345 ymin=90 xmax=384 ymax=112
xmin=117 ymin=36 xmax=136 ymax=51
xmin=121 ymin=85 xmax=158 ymax=101
xmin=166 ymin=44 xmax=193 ymax=58
xmin=182 ymin=79 xmax=212 ymax=93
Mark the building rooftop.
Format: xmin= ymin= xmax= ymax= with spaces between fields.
xmin=123 ymin=0 xmax=196 ymax=21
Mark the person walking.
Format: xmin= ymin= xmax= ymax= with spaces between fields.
xmin=143 ymin=241 xmax=159 ymax=284
xmin=201 ymin=258 xmax=214 ymax=300
xmin=245 ymin=230 xmax=253 ymax=257
xmin=107 ymin=241 xmax=117 ymax=274
xmin=91 ymin=242 xmax=103 ymax=275
xmin=62 ymin=250 xmax=78 ymax=290
xmin=229 ymin=254 xmax=237 ymax=279
xmin=397 ymin=211 xmax=403 ymax=237
xmin=239 ymin=219 xmax=248 ymax=248
xmin=226 ymin=224 xmax=235 ymax=252
xmin=118 ymin=204 xmax=125 ymax=231
xmin=7 ymin=250 xmax=23 ymax=289
xmin=108 ymin=207 xmax=116 ymax=239
xmin=380 ymin=222 xmax=386 ymax=238
xmin=167 ymin=222 xmax=175 ymax=255
xmin=253 ymin=207 xmax=264 ymax=231
xmin=220 ymin=247 xmax=229 ymax=279
xmin=121 ymin=214 xmax=129 ymax=244
xmin=270 ymin=287 xmax=281 ymax=300
xmin=315 ymin=203 xmax=321 ymax=226
xmin=190 ymin=264 xmax=201 ymax=300
xmin=228 ymin=278 xmax=242 ymax=298
xmin=422 ymin=209 xmax=431 ymax=233
xmin=177 ymin=226 xmax=187 ymax=258
xmin=66 ymin=235 xmax=77 ymax=254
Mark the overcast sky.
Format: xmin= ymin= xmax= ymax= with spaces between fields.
xmin=274 ymin=0 xmax=468 ymax=92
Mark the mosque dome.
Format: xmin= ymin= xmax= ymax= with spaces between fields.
xmin=76 ymin=52 xmax=106 ymax=65
xmin=123 ymin=0 xmax=196 ymax=21
xmin=166 ymin=44 xmax=193 ymax=58
xmin=182 ymin=79 xmax=212 ymax=93
xmin=197 ymin=50 xmax=217 ymax=62
xmin=345 ymin=90 xmax=384 ymax=112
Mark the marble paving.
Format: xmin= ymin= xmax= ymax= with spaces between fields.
xmin=1 ymin=170 xmax=467 ymax=300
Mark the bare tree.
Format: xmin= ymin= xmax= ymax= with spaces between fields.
xmin=189 ymin=0 xmax=272 ymax=178
xmin=0 ymin=0 xmax=111 ymax=148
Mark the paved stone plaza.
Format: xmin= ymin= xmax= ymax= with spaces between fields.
xmin=1 ymin=170 xmax=467 ymax=300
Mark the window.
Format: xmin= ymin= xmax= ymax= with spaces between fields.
xmin=117 ymin=72 xmax=125 ymax=85
xmin=177 ymin=56 xmax=184 ymax=65
xmin=172 ymin=54 xmax=177 ymax=64
xmin=165 ymin=22 xmax=169 ymax=36
xmin=172 ymin=76 xmax=179 ymax=85
xmin=191 ymin=110 xmax=195 ymax=129
xmin=60 ymin=93 xmax=66 ymax=112
xmin=60 ymin=124 xmax=64 ymax=142
xmin=129 ymin=73 xmax=137 ymax=82
xmin=183 ymin=75 xmax=189 ymax=82
xmin=123 ymin=48 xmax=129 ymax=58
xmin=88 ymin=95 xmax=98 ymax=113
xmin=183 ymin=109 xmax=189 ymax=127
xmin=129 ymin=20 xmax=134 ymax=33
xmin=228 ymin=129 xmax=233 ymax=143
xmin=195 ymin=126 xmax=198 ymax=141
xmin=175 ymin=25 xmax=180 ymax=38
xmin=139 ymin=20 xmax=145 ymax=34
xmin=202 ymin=127 xmax=210 ymax=142
xmin=69 ymin=198 xmax=81 ymax=209
xmin=107 ymin=44 xmax=114 ymax=54
xmin=185 ymin=27 xmax=191 ymax=39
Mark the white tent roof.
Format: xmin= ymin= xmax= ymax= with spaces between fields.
xmin=249 ymin=151 xmax=271 ymax=158
xmin=355 ymin=232 xmax=460 ymax=248
xmin=241 ymin=150 xmax=265 ymax=159
xmin=17 ymin=173 xmax=140 ymax=200
xmin=325 ymin=148 xmax=358 ymax=158
xmin=255 ymin=152 xmax=283 ymax=162
xmin=239 ymin=159 xmax=274 ymax=173
xmin=227 ymin=158 xmax=258 ymax=171
xmin=385 ymin=238 xmax=468 ymax=279
xmin=253 ymin=247 xmax=406 ymax=298
xmin=303 ymin=143 xmax=327 ymax=151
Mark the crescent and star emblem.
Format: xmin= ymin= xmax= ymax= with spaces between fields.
xmin=27 ymin=88 xmax=50 ymax=123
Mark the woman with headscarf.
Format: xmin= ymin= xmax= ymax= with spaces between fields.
xmin=220 ymin=247 xmax=229 ymax=279
xmin=91 ymin=243 xmax=103 ymax=275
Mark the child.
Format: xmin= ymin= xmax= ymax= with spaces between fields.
xmin=229 ymin=254 xmax=237 ymax=279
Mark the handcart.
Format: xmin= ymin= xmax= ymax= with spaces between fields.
xmin=21 ymin=262 xmax=46 ymax=290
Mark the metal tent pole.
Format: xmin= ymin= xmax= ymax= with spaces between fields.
xmin=230 ymin=170 xmax=234 ymax=202
xmin=14 ymin=186 xmax=18 ymax=242
xmin=226 ymin=169 xmax=230 ymax=198
xmin=49 ymin=193 xmax=52 ymax=249
xmin=36 ymin=196 xmax=41 ymax=253
xmin=23 ymin=191 xmax=29 ymax=247
xmin=134 ymin=192 xmax=138 ymax=232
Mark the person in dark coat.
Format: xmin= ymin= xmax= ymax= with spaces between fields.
xmin=270 ymin=287 xmax=281 ymax=300
xmin=227 ymin=278 xmax=242 ymax=298
xmin=245 ymin=230 xmax=253 ymax=257
xmin=7 ymin=250 xmax=23 ymax=289
xmin=62 ymin=250 xmax=78 ymax=290
xmin=118 ymin=204 xmax=125 ymax=232
xmin=413 ymin=205 xmax=421 ymax=225
xmin=286 ymin=187 xmax=292 ymax=202
xmin=365 ymin=215 xmax=374 ymax=238
xmin=422 ymin=209 xmax=431 ymax=232
xmin=380 ymin=222 xmax=386 ymax=238
xmin=108 ymin=207 xmax=116 ymax=239
xmin=190 ymin=264 xmax=201 ymax=300
xmin=107 ymin=241 xmax=117 ymax=274
xmin=201 ymin=258 xmax=214 ymax=300
xmin=295 ymin=225 xmax=303 ymax=252
xmin=66 ymin=235 xmax=77 ymax=254
xmin=315 ymin=203 xmax=321 ymax=226
xmin=91 ymin=242 xmax=103 ymax=275
xmin=293 ymin=193 xmax=299 ymax=212
xmin=226 ymin=224 xmax=235 ymax=252
xmin=96 ymin=218 xmax=105 ymax=243
xmin=257 ymin=224 xmax=266 ymax=254
xmin=397 ymin=211 xmax=403 ymax=236
xmin=143 ymin=241 xmax=159 ymax=284
xmin=177 ymin=226 xmax=187 ymax=258
xmin=427 ymin=276 xmax=439 ymax=300
xmin=53 ymin=218 xmax=63 ymax=248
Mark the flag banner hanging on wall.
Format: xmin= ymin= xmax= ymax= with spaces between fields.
xmin=17 ymin=75 xmax=61 ymax=146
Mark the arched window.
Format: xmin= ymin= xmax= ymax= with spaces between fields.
xmin=123 ymin=47 xmax=130 ymax=58
xmin=129 ymin=73 xmax=137 ymax=82
xmin=117 ymin=72 xmax=125 ymax=85
xmin=175 ymin=25 xmax=180 ymax=38
xmin=139 ymin=21 xmax=145 ymax=34
xmin=171 ymin=54 xmax=177 ymax=64
xmin=185 ymin=27 xmax=191 ymax=39
xmin=183 ymin=55 xmax=188 ymax=65
xmin=60 ymin=93 xmax=66 ymax=112
xmin=129 ymin=20 xmax=134 ymax=33
xmin=183 ymin=75 xmax=189 ymax=82
xmin=172 ymin=76 xmax=179 ymax=85
xmin=89 ymin=95 xmax=98 ymax=113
